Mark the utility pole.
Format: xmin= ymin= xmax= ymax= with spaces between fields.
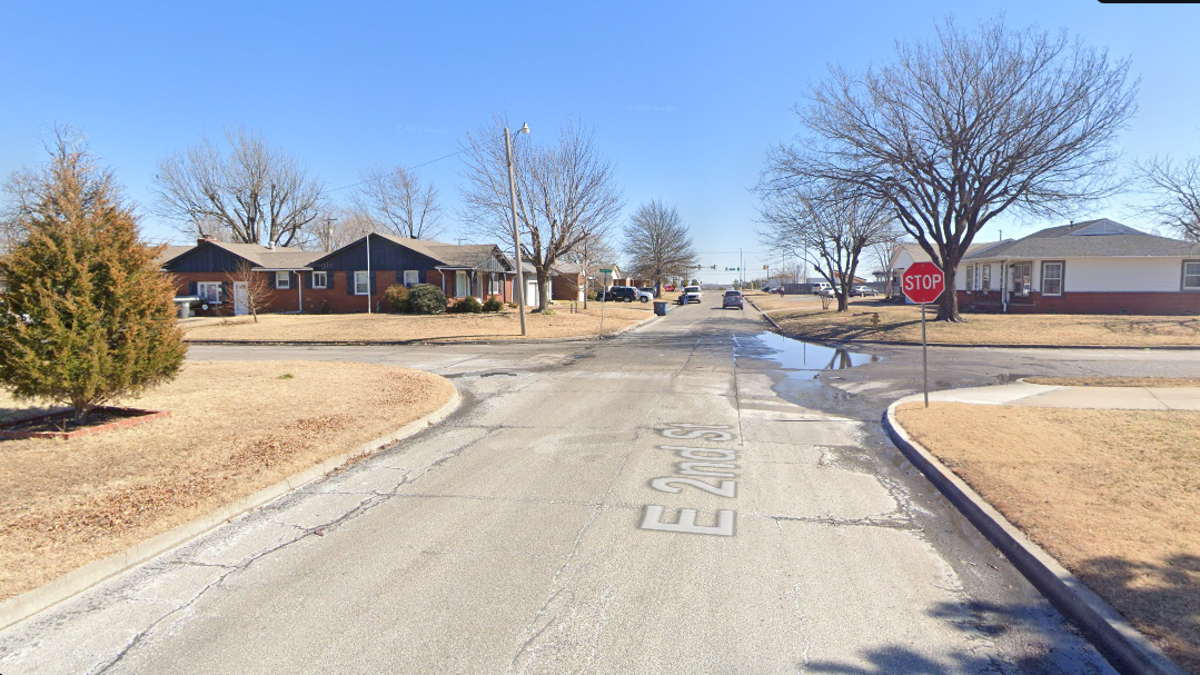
xmin=505 ymin=124 xmax=530 ymax=337
xmin=324 ymin=216 xmax=337 ymax=253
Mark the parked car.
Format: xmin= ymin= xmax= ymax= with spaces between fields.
xmin=850 ymin=285 xmax=878 ymax=297
xmin=722 ymin=290 xmax=744 ymax=310
xmin=635 ymin=287 xmax=654 ymax=302
xmin=811 ymin=282 xmax=832 ymax=295
xmin=664 ymin=284 xmax=675 ymax=292
xmin=818 ymin=286 xmax=841 ymax=298
xmin=683 ymin=285 xmax=702 ymax=301
xmin=600 ymin=286 xmax=641 ymax=302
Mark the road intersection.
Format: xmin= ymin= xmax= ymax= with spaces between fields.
xmin=7 ymin=297 xmax=1200 ymax=674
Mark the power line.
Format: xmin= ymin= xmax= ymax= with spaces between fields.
xmin=321 ymin=129 xmax=508 ymax=196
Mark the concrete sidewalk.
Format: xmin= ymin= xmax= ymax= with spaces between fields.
xmin=917 ymin=381 xmax=1200 ymax=410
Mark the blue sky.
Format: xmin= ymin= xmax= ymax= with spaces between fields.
xmin=2 ymin=1 xmax=1198 ymax=284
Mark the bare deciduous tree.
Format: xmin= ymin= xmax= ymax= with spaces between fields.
xmin=560 ymin=232 xmax=616 ymax=308
xmin=224 ymin=262 xmax=271 ymax=323
xmin=309 ymin=205 xmax=376 ymax=252
xmin=459 ymin=115 xmax=624 ymax=311
xmin=154 ymin=127 xmax=325 ymax=248
xmin=623 ymin=200 xmax=697 ymax=298
xmin=764 ymin=17 xmax=1137 ymax=321
xmin=1136 ymin=153 xmax=1200 ymax=241
xmin=759 ymin=185 xmax=895 ymax=312
xmin=353 ymin=165 xmax=444 ymax=240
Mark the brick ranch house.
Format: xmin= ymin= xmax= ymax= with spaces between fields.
xmin=956 ymin=219 xmax=1200 ymax=315
xmin=160 ymin=234 xmax=522 ymax=315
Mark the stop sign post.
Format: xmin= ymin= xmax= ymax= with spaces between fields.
xmin=902 ymin=262 xmax=946 ymax=408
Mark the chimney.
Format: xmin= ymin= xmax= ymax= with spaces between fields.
xmin=197 ymin=237 xmax=216 ymax=245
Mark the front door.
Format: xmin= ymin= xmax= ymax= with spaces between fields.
xmin=233 ymin=282 xmax=249 ymax=316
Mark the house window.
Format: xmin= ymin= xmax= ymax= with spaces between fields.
xmin=1011 ymin=263 xmax=1032 ymax=297
xmin=965 ymin=265 xmax=975 ymax=291
xmin=312 ymin=271 xmax=328 ymax=289
xmin=1042 ymin=262 xmax=1064 ymax=297
xmin=455 ymin=270 xmax=469 ymax=298
xmin=276 ymin=271 xmax=290 ymax=290
xmin=981 ymin=265 xmax=991 ymax=292
xmin=403 ymin=270 xmax=420 ymax=287
xmin=354 ymin=271 xmax=370 ymax=295
xmin=488 ymin=273 xmax=501 ymax=296
xmin=197 ymin=282 xmax=221 ymax=303
xmin=1184 ymin=261 xmax=1200 ymax=290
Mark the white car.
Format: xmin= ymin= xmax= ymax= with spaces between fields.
xmin=683 ymin=285 xmax=702 ymax=300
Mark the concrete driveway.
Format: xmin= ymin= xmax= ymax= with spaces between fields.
xmin=9 ymin=297 xmax=1191 ymax=674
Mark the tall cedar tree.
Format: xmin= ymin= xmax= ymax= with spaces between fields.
xmin=0 ymin=137 xmax=185 ymax=420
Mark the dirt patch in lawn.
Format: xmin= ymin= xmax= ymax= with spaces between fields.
xmin=772 ymin=302 xmax=1200 ymax=347
xmin=895 ymin=403 xmax=1200 ymax=672
xmin=181 ymin=305 xmax=652 ymax=343
xmin=0 ymin=361 xmax=454 ymax=602
xmin=1026 ymin=376 xmax=1200 ymax=388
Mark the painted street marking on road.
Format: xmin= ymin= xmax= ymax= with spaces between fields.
xmin=639 ymin=424 xmax=739 ymax=537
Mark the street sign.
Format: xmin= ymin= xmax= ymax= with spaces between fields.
xmin=901 ymin=262 xmax=945 ymax=304
xmin=600 ymin=268 xmax=612 ymax=274
xmin=900 ymin=262 xmax=945 ymax=409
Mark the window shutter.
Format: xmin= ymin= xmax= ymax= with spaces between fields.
xmin=220 ymin=281 xmax=229 ymax=302
xmin=370 ymin=273 xmax=377 ymax=295
xmin=326 ymin=271 xmax=333 ymax=290
xmin=305 ymin=271 xmax=312 ymax=289
xmin=347 ymin=272 xmax=354 ymax=295
xmin=188 ymin=281 xmax=197 ymax=296
xmin=396 ymin=271 xmax=403 ymax=284
xmin=267 ymin=272 xmax=275 ymax=289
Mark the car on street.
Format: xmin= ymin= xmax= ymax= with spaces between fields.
xmin=850 ymin=285 xmax=878 ymax=297
xmin=722 ymin=290 xmax=744 ymax=310
xmin=811 ymin=282 xmax=832 ymax=295
xmin=677 ymin=287 xmax=702 ymax=304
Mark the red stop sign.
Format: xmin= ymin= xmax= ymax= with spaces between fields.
xmin=902 ymin=262 xmax=945 ymax=304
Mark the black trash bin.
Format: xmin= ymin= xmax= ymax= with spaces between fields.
xmin=653 ymin=300 xmax=667 ymax=316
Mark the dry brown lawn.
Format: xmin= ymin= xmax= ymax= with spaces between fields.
xmin=0 ymin=361 xmax=454 ymax=602
xmin=771 ymin=302 xmax=1200 ymax=347
xmin=1026 ymin=376 xmax=1200 ymax=388
xmin=743 ymin=290 xmax=828 ymax=313
xmin=896 ymin=403 xmax=1200 ymax=671
xmin=180 ymin=305 xmax=653 ymax=343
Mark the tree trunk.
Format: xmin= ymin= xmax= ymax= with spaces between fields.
xmin=934 ymin=263 xmax=964 ymax=322
xmin=836 ymin=288 xmax=849 ymax=312
xmin=536 ymin=268 xmax=551 ymax=311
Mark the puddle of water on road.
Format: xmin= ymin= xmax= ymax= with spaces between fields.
xmin=739 ymin=331 xmax=878 ymax=373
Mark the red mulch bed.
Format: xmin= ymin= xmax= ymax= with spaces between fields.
xmin=0 ymin=407 xmax=170 ymax=440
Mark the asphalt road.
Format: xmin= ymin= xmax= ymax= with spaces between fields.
xmin=7 ymin=296 xmax=1200 ymax=674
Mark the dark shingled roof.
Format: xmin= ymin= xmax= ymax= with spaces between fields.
xmin=159 ymin=241 xmax=318 ymax=269
xmin=372 ymin=234 xmax=514 ymax=273
xmin=963 ymin=219 xmax=1200 ymax=260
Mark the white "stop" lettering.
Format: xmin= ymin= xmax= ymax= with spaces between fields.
xmin=904 ymin=274 xmax=942 ymax=290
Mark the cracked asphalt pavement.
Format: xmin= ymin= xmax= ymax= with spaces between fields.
xmin=7 ymin=297 xmax=1200 ymax=674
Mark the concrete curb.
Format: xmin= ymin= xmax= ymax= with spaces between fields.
xmin=183 ymin=314 xmax=658 ymax=348
xmin=769 ymin=333 xmax=1200 ymax=351
xmin=883 ymin=398 xmax=1187 ymax=675
xmin=745 ymin=298 xmax=782 ymax=332
xmin=0 ymin=386 xmax=463 ymax=632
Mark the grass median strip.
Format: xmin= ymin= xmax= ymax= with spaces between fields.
xmin=0 ymin=361 xmax=454 ymax=602
xmin=895 ymin=402 xmax=1200 ymax=672
xmin=769 ymin=302 xmax=1200 ymax=347
xmin=180 ymin=305 xmax=652 ymax=343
